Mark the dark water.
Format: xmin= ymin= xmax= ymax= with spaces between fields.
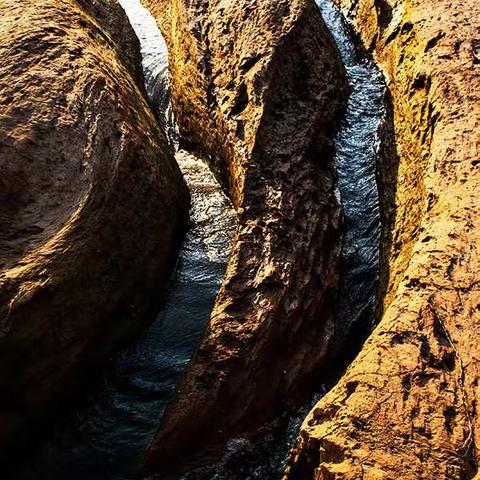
xmin=317 ymin=0 xmax=384 ymax=342
xmin=14 ymin=0 xmax=385 ymax=478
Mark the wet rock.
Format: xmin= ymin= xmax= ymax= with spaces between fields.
xmin=0 ymin=0 xmax=188 ymax=463
xmin=141 ymin=0 xmax=349 ymax=475
xmin=284 ymin=0 xmax=480 ymax=478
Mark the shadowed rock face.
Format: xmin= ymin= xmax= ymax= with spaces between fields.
xmin=0 ymin=0 xmax=188 ymax=462
xmin=284 ymin=0 xmax=480 ymax=478
xmin=141 ymin=0 xmax=349 ymax=476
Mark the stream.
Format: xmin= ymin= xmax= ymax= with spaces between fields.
xmin=13 ymin=0 xmax=385 ymax=478
xmin=316 ymin=0 xmax=384 ymax=347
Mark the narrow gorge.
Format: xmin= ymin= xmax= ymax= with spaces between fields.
xmin=12 ymin=0 xmax=385 ymax=477
xmin=1 ymin=0 xmax=478 ymax=479
xmin=285 ymin=0 xmax=480 ymax=478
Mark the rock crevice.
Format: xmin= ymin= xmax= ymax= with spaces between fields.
xmin=284 ymin=0 xmax=480 ymax=478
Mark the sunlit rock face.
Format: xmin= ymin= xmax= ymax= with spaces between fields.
xmin=284 ymin=0 xmax=480 ymax=478
xmin=0 ymin=0 xmax=188 ymax=462
xmin=141 ymin=0 xmax=349 ymax=475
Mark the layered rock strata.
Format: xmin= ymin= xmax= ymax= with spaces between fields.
xmin=0 ymin=0 xmax=188 ymax=462
xmin=285 ymin=0 xmax=480 ymax=478
xmin=142 ymin=0 xmax=349 ymax=475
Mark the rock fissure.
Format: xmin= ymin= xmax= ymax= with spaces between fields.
xmin=285 ymin=0 xmax=480 ymax=478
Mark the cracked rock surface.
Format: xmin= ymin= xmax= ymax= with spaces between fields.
xmin=141 ymin=0 xmax=349 ymax=475
xmin=284 ymin=0 xmax=480 ymax=478
xmin=0 ymin=0 xmax=188 ymax=462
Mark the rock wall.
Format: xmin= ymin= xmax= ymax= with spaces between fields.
xmin=141 ymin=0 xmax=349 ymax=476
xmin=284 ymin=0 xmax=480 ymax=478
xmin=0 ymin=0 xmax=188 ymax=462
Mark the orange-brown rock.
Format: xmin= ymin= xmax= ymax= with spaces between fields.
xmin=0 ymin=0 xmax=188 ymax=463
xmin=284 ymin=0 xmax=480 ymax=478
xmin=141 ymin=0 xmax=349 ymax=476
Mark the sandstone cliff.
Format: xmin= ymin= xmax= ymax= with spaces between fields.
xmin=0 ymin=0 xmax=188 ymax=463
xmin=284 ymin=0 xmax=480 ymax=478
xmin=141 ymin=0 xmax=349 ymax=476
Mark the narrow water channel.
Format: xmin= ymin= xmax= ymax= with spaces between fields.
xmin=14 ymin=0 xmax=385 ymax=478
xmin=184 ymin=0 xmax=387 ymax=477
xmin=316 ymin=0 xmax=384 ymax=347
xmin=13 ymin=1 xmax=235 ymax=479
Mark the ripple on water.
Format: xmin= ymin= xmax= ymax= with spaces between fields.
xmin=316 ymin=0 xmax=385 ymax=340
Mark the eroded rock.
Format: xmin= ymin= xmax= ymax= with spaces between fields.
xmin=284 ymin=0 xmax=480 ymax=478
xmin=141 ymin=0 xmax=349 ymax=475
xmin=0 ymin=0 xmax=188 ymax=462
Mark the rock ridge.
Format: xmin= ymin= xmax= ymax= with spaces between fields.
xmin=141 ymin=0 xmax=349 ymax=476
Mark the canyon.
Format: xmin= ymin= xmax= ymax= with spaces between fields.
xmin=0 ymin=0 xmax=188 ymax=466
xmin=0 ymin=0 xmax=478 ymax=478
xmin=284 ymin=0 xmax=480 ymax=479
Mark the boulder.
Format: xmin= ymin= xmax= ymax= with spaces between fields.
xmin=0 ymin=0 xmax=188 ymax=462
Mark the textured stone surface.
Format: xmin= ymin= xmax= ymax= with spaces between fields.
xmin=284 ymin=0 xmax=480 ymax=478
xmin=142 ymin=0 xmax=349 ymax=475
xmin=0 ymin=0 xmax=188 ymax=462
